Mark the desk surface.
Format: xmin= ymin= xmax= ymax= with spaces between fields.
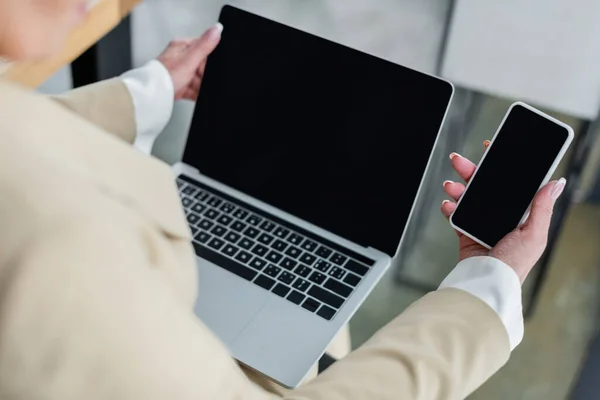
xmin=2 ymin=0 xmax=140 ymax=88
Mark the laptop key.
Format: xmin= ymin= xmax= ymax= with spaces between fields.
xmin=314 ymin=259 xmax=331 ymax=273
xmin=234 ymin=250 xmax=252 ymax=264
xmin=176 ymin=179 xmax=186 ymax=189
xmin=190 ymin=226 xmax=199 ymax=237
xmin=233 ymin=209 xmax=248 ymax=219
xmin=193 ymin=243 xmax=257 ymax=281
xmin=199 ymin=219 xmax=214 ymax=230
xmin=309 ymin=271 xmax=326 ymax=285
xmin=324 ymin=278 xmax=352 ymax=298
xmin=273 ymin=227 xmax=290 ymax=239
xmin=272 ymin=283 xmax=290 ymax=297
xmin=192 ymin=203 xmax=206 ymax=214
xmin=244 ymin=227 xmax=260 ymax=239
xmin=343 ymin=273 xmax=361 ymax=287
xmin=278 ymin=271 xmax=295 ymax=285
xmin=207 ymin=197 xmax=222 ymax=207
xmin=224 ymin=231 xmax=241 ymax=244
xmin=317 ymin=305 xmax=336 ymax=321
xmin=210 ymin=225 xmax=227 ymax=237
xmin=182 ymin=186 xmax=196 ymax=196
xmin=330 ymin=253 xmax=348 ymax=266
xmin=259 ymin=221 xmax=276 ymax=232
xmin=266 ymin=251 xmax=283 ymax=264
xmin=264 ymin=264 xmax=281 ymax=277
xmin=329 ymin=266 xmax=346 ymax=280
xmin=294 ymin=265 xmax=311 ymax=278
xmin=251 ymin=244 xmax=269 ymax=257
xmin=220 ymin=202 xmax=235 ymax=214
xmin=292 ymin=278 xmax=310 ymax=292
xmin=316 ymin=246 xmax=332 ymax=259
xmin=271 ymin=239 xmax=288 ymax=252
xmin=186 ymin=212 xmax=201 ymax=225
xmin=207 ymin=237 xmax=225 ymax=251
xmin=238 ymin=238 xmax=254 ymax=250
xmin=257 ymin=233 xmax=274 ymax=245
xmin=307 ymin=286 xmax=344 ymax=309
xmin=230 ymin=221 xmax=247 ymax=232
xmin=301 ymin=239 xmax=318 ymax=252
xmin=280 ymin=257 xmax=297 ymax=271
xmin=299 ymin=253 xmax=316 ymax=266
xmin=249 ymin=257 xmax=267 ymax=271
xmin=217 ymin=215 xmax=233 ymax=226
xmin=344 ymin=259 xmax=369 ymax=276
xmin=287 ymin=233 xmax=303 ymax=245
xmin=195 ymin=191 xmax=210 ymax=202
xmin=194 ymin=231 xmax=211 ymax=244
xmin=204 ymin=209 xmax=220 ymax=220
xmin=247 ymin=214 xmax=262 ymax=226
xmin=284 ymin=246 xmax=301 ymax=259
xmin=302 ymin=298 xmax=321 ymax=312
xmin=182 ymin=197 xmax=193 ymax=208
xmin=222 ymin=244 xmax=239 ymax=257
xmin=287 ymin=291 xmax=306 ymax=305
xmin=254 ymin=275 xmax=276 ymax=290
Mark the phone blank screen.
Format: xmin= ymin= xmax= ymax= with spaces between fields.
xmin=451 ymin=104 xmax=570 ymax=247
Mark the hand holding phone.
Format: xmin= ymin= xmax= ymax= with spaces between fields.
xmin=441 ymin=102 xmax=572 ymax=283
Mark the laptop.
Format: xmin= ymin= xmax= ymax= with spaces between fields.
xmin=173 ymin=5 xmax=454 ymax=388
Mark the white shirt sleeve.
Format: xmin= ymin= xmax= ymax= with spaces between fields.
xmin=438 ymin=256 xmax=524 ymax=350
xmin=120 ymin=60 xmax=175 ymax=154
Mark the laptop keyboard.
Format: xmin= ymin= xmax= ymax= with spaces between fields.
xmin=177 ymin=175 xmax=375 ymax=321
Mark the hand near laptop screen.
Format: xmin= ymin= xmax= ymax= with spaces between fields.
xmin=157 ymin=23 xmax=222 ymax=101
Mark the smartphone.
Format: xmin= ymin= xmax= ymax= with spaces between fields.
xmin=450 ymin=102 xmax=574 ymax=249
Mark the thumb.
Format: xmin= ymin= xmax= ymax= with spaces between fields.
xmin=521 ymin=178 xmax=566 ymax=237
xmin=185 ymin=23 xmax=223 ymax=67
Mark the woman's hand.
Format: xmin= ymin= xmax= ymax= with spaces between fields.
xmin=440 ymin=141 xmax=566 ymax=284
xmin=157 ymin=23 xmax=223 ymax=101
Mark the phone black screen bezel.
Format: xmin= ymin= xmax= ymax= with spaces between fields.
xmin=450 ymin=104 xmax=571 ymax=248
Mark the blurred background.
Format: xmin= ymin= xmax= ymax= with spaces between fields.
xmin=24 ymin=0 xmax=600 ymax=398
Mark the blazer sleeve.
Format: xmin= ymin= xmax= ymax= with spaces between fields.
xmin=50 ymin=78 xmax=137 ymax=144
xmin=0 ymin=215 xmax=510 ymax=400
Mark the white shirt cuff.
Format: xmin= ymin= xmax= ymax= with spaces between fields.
xmin=121 ymin=60 xmax=175 ymax=154
xmin=438 ymin=256 xmax=524 ymax=350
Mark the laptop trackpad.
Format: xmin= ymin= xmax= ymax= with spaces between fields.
xmin=194 ymin=258 xmax=269 ymax=346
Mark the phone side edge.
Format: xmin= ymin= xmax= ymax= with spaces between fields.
xmin=449 ymin=214 xmax=493 ymax=249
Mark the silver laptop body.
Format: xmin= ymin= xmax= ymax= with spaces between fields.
xmin=171 ymin=5 xmax=454 ymax=388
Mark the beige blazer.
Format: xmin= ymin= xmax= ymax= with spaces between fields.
xmin=0 ymin=77 xmax=509 ymax=399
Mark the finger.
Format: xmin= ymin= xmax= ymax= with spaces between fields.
xmin=521 ymin=178 xmax=566 ymax=239
xmin=197 ymin=59 xmax=207 ymax=76
xmin=449 ymin=153 xmax=477 ymax=183
xmin=184 ymin=23 xmax=223 ymax=68
xmin=484 ymin=140 xmax=491 ymax=148
xmin=181 ymin=88 xmax=199 ymax=101
xmin=190 ymin=75 xmax=202 ymax=95
xmin=441 ymin=199 xmax=457 ymax=219
xmin=443 ymin=180 xmax=466 ymax=201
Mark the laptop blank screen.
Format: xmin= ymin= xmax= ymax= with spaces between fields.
xmin=183 ymin=6 xmax=453 ymax=257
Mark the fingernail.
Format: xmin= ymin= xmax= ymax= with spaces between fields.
xmin=443 ymin=180 xmax=453 ymax=187
xmin=550 ymin=177 xmax=567 ymax=199
xmin=449 ymin=152 xmax=461 ymax=160
xmin=205 ymin=22 xmax=223 ymax=39
xmin=442 ymin=200 xmax=451 ymax=206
